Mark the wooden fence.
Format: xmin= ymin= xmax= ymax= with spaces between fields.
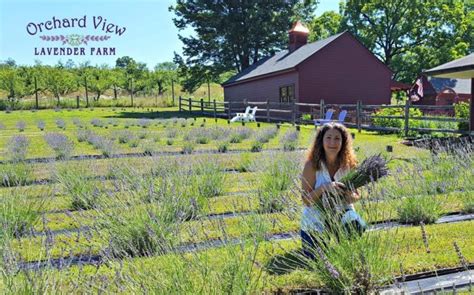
xmin=178 ymin=96 xmax=471 ymax=137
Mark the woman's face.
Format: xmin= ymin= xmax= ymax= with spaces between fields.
xmin=322 ymin=128 xmax=343 ymax=157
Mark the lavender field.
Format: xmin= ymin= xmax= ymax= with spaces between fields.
xmin=0 ymin=108 xmax=473 ymax=293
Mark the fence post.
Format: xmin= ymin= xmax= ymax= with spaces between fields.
xmin=266 ymin=99 xmax=270 ymax=122
xmin=188 ymin=98 xmax=192 ymax=113
xmin=200 ymin=98 xmax=204 ymax=114
xmin=84 ymin=76 xmax=89 ymax=108
xmin=34 ymin=76 xmax=39 ymax=109
xmin=76 ymin=95 xmax=80 ymax=108
xmin=292 ymin=100 xmax=296 ymax=124
xmin=228 ymin=101 xmax=232 ymax=120
xmin=213 ymin=99 xmax=217 ymax=120
xmin=320 ymin=99 xmax=325 ymax=119
xmin=404 ymin=99 xmax=410 ymax=137
xmin=171 ymin=79 xmax=175 ymax=107
xmin=178 ymin=96 xmax=182 ymax=111
xmin=130 ymin=78 xmax=134 ymax=107
xmin=470 ymin=78 xmax=474 ymax=132
xmin=356 ymin=100 xmax=362 ymax=133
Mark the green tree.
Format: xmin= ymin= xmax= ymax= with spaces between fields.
xmin=152 ymin=62 xmax=178 ymax=95
xmin=86 ymin=66 xmax=113 ymax=101
xmin=0 ymin=63 xmax=27 ymax=100
xmin=341 ymin=0 xmax=473 ymax=82
xmin=170 ymin=0 xmax=317 ymax=92
xmin=309 ymin=11 xmax=343 ymax=41
xmin=44 ymin=66 xmax=77 ymax=105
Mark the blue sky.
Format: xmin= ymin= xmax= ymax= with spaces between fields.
xmin=0 ymin=0 xmax=340 ymax=68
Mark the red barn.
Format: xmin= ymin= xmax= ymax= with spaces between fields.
xmin=413 ymin=75 xmax=471 ymax=106
xmin=222 ymin=22 xmax=392 ymax=108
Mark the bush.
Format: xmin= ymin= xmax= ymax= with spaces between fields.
xmin=250 ymin=141 xmax=263 ymax=152
xmin=256 ymin=153 xmax=300 ymax=212
xmin=6 ymin=135 xmax=29 ymax=162
xmin=55 ymin=165 xmax=102 ymax=210
xmin=372 ymin=106 xmax=422 ymax=136
xmin=44 ymin=133 xmax=74 ymax=159
xmin=0 ymin=163 xmax=32 ymax=187
xmin=1 ymin=190 xmax=43 ymax=237
xmin=217 ymin=141 xmax=229 ymax=153
xmin=397 ymin=195 xmax=442 ymax=225
xmin=454 ymin=102 xmax=469 ymax=131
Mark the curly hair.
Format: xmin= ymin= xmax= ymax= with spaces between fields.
xmin=307 ymin=122 xmax=357 ymax=171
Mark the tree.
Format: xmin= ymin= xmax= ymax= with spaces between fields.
xmin=153 ymin=62 xmax=178 ymax=95
xmin=0 ymin=65 xmax=27 ymax=100
xmin=44 ymin=66 xmax=77 ymax=105
xmin=308 ymin=11 xmax=343 ymax=42
xmin=86 ymin=66 xmax=113 ymax=101
xmin=170 ymin=0 xmax=317 ymax=92
xmin=341 ymin=0 xmax=473 ymax=82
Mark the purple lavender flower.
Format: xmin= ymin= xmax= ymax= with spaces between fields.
xmin=36 ymin=120 xmax=45 ymax=131
xmin=44 ymin=132 xmax=74 ymax=159
xmin=7 ymin=135 xmax=29 ymax=162
xmin=138 ymin=118 xmax=152 ymax=128
xmin=16 ymin=121 xmax=26 ymax=132
xmin=90 ymin=118 xmax=104 ymax=128
xmin=0 ymin=122 xmax=5 ymax=130
xmin=55 ymin=118 xmax=66 ymax=130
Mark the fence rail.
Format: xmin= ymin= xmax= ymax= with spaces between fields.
xmin=178 ymin=96 xmax=471 ymax=136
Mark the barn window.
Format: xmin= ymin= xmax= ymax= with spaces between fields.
xmin=279 ymin=84 xmax=295 ymax=103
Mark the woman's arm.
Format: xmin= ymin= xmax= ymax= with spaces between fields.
xmin=301 ymin=161 xmax=323 ymax=206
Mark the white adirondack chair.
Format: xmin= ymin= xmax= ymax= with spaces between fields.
xmin=230 ymin=106 xmax=251 ymax=122
xmin=247 ymin=106 xmax=258 ymax=122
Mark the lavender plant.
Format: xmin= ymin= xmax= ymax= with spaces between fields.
xmin=90 ymin=118 xmax=104 ymax=128
xmin=55 ymin=164 xmax=102 ymax=210
xmin=254 ymin=152 xmax=301 ymax=212
xmin=7 ymin=135 xmax=29 ymax=162
xmin=44 ymin=133 xmax=74 ymax=159
xmin=0 ymin=163 xmax=32 ymax=187
xmin=280 ymin=129 xmax=299 ymax=151
xmin=36 ymin=120 xmax=45 ymax=131
xmin=138 ymin=118 xmax=152 ymax=128
xmin=55 ymin=118 xmax=66 ymax=130
xmin=16 ymin=121 xmax=26 ymax=132
xmin=397 ymin=195 xmax=443 ymax=225
xmin=255 ymin=126 xmax=278 ymax=143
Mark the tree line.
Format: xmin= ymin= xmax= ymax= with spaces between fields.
xmin=0 ymin=57 xmax=179 ymax=104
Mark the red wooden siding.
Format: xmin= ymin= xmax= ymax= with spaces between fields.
xmin=224 ymin=71 xmax=299 ymax=103
xmin=297 ymin=33 xmax=391 ymax=105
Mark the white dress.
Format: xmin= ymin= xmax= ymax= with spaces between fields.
xmin=300 ymin=162 xmax=356 ymax=233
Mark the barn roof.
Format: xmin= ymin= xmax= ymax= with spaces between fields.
xmin=222 ymin=32 xmax=346 ymax=86
xmin=427 ymin=76 xmax=471 ymax=95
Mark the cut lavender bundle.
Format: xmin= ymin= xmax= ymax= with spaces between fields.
xmin=339 ymin=154 xmax=389 ymax=190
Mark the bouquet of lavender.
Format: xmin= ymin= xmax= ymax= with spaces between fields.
xmin=340 ymin=154 xmax=389 ymax=190
xmin=322 ymin=154 xmax=389 ymax=211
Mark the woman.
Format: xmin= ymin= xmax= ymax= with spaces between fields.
xmin=300 ymin=122 xmax=366 ymax=259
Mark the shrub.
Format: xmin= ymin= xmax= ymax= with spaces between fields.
xmin=454 ymin=102 xmax=469 ymax=131
xmin=36 ymin=120 xmax=45 ymax=131
xmin=0 ymin=163 xmax=32 ymax=187
xmin=193 ymin=158 xmax=226 ymax=198
xmin=250 ymin=141 xmax=263 ymax=152
xmin=255 ymin=153 xmax=300 ymax=212
xmin=181 ymin=142 xmax=195 ymax=154
xmin=1 ymin=189 xmax=43 ymax=237
xmin=255 ymin=126 xmax=278 ymax=143
xmin=44 ymin=133 xmax=74 ymax=159
xmin=280 ymin=129 xmax=299 ymax=151
xmin=90 ymin=118 xmax=104 ymax=128
xmin=217 ymin=141 xmax=229 ymax=153
xmin=397 ymin=195 xmax=442 ymax=225
xmin=372 ymin=106 xmax=422 ymax=136
xmin=55 ymin=164 xmax=102 ymax=210
xmin=7 ymin=135 xmax=29 ymax=162
xmin=15 ymin=121 xmax=26 ymax=132
xmin=55 ymin=118 xmax=66 ymax=130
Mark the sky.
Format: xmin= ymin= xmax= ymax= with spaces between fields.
xmin=0 ymin=0 xmax=341 ymax=69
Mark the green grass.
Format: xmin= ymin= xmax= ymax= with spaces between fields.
xmin=1 ymin=108 xmax=472 ymax=293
